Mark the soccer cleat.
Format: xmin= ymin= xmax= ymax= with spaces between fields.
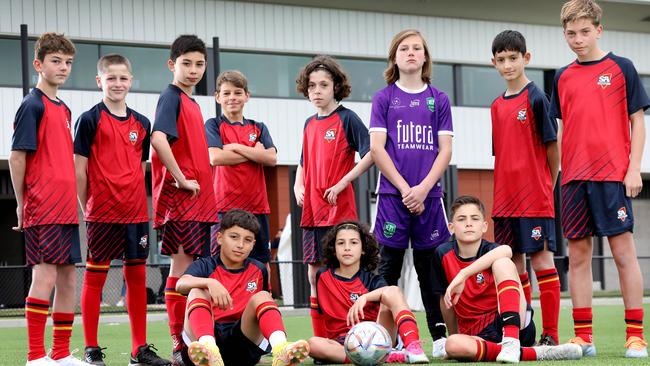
xmin=535 ymin=334 xmax=557 ymax=346
xmin=385 ymin=350 xmax=407 ymax=363
xmin=187 ymin=340 xmax=223 ymax=366
xmin=26 ymin=357 xmax=57 ymax=366
xmin=83 ymin=347 xmax=106 ymax=366
xmin=129 ymin=344 xmax=172 ymax=366
xmin=625 ymin=336 xmax=648 ymax=358
xmin=171 ymin=348 xmax=189 ymax=366
xmin=404 ymin=340 xmax=429 ymax=364
xmin=496 ymin=337 xmax=521 ymax=363
xmin=533 ymin=344 xmax=582 ymax=361
xmin=431 ymin=337 xmax=447 ymax=358
xmin=568 ymin=336 xmax=596 ymax=357
xmin=271 ymin=340 xmax=310 ymax=366
xmin=52 ymin=355 xmax=93 ymax=366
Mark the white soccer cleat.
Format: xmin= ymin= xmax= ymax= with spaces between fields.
xmin=496 ymin=337 xmax=520 ymax=363
xmin=52 ymin=355 xmax=93 ymax=366
xmin=625 ymin=336 xmax=648 ymax=358
xmin=26 ymin=357 xmax=57 ymax=366
xmin=431 ymin=337 xmax=447 ymax=358
xmin=533 ymin=344 xmax=582 ymax=361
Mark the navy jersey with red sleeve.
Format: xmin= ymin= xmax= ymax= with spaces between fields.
xmin=151 ymin=84 xmax=218 ymax=228
xmin=300 ymin=105 xmax=370 ymax=227
xmin=315 ymin=267 xmax=387 ymax=340
xmin=205 ymin=116 xmax=275 ymax=214
xmin=432 ymin=240 xmax=500 ymax=336
xmin=184 ymin=256 xmax=268 ymax=324
xmin=74 ymin=102 xmax=150 ymax=223
xmin=11 ymin=88 xmax=78 ymax=228
xmin=491 ymin=82 xmax=557 ymax=218
xmin=550 ymin=53 xmax=650 ymax=185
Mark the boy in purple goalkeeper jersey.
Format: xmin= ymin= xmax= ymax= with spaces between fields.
xmin=369 ymin=29 xmax=453 ymax=359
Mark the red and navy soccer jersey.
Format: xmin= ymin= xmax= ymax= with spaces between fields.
xmin=74 ymin=102 xmax=150 ymax=223
xmin=314 ymin=267 xmax=387 ymax=340
xmin=491 ymin=82 xmax=557 ymax=218
xmin=184 ymin=256 xmax=268 ymax=324
xmin=205 ymin=116 xmax=275 ymax=214
xmin=151 ymin=84 xmax=218 ymax=228
xmin=432 ymin=240 xmax=500 ymax=336
xmin=550 ymin=53 xmax=650 ymax=185
xmin=300 ymin=105 xmax=369 ymax=227
xmin=11 ymin=88 xmax=78 ymax=228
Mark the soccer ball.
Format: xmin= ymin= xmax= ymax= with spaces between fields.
xmin=344 ymin=321 xmax=392 ymax=366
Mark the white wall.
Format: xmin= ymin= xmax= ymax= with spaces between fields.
xmin=1 ymin=0 xmax=649 ymax=72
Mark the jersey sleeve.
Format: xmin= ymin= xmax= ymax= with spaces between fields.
xmin=549 ymin=68 xmax=565 ymax=119
xmin=257 ymin=122 xmax=277 ymax=150
xmin=530 ymin=89 xmax=558 ymax=144
xmin=299 ymin=116 xmax=311 ymax=167
xmin=73 ymin=110 xmax=100 ymax=157
xmin=205 ymin=118 xmax=223 ymax=148
xmin=615 ymin=57 xmax=650 ymax=114
xmin=153 ymin=90 xmax=181 ymax=143
xmin=432 ymin=246 xmax=449 ymax=295
xmin=138 ymin=114 xmax=152 ymax=162
xmin=369 ymin=90 xmax=388 ymax=133
xmin=368 ymin=273 xmax=388 ymax=291
xmin=11 ymin=95 xmax=44 ymax=151
xmin=184 ymin=257 xmax=216 ymax=278
xmin=436 ymin=91 xmax=454 ymax=136
xmin=341 ymin=109 xmax=370 ymax=157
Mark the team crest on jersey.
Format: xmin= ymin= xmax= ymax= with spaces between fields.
xmin=597 ymin=73 xmax=612 ymax=89
xmin=617 ymin=207 xmax=628 ymax=222
xmin=531 ymin=226 xmax=542 ymax=241
xmin=430 ymin=230 xmax=439 ymax=240
xmin=129 ymin=130 xmax=138 ymax=145
xmin=392 ymin=97 xmax=401 ymax=106
xmin=517 ymin=109 xmax=527 ymax=123
xmin=246 ymin=280 xmax=258 ymax=293
xmin=324 ymin=129 xmax=336 ymax=142
xmin=139 ymin=235 xmax=149 ymax=248
xmin=249 ymin=133 xmax=257 ymax=142
xmin=383 ymin=222 xmax=397 ymax=239
xmin=349 ymin=293 xmax=360 ymax=302
xmin=426 ymin=97 xmax=435 ymax=112
xmin=476 ymin=272 xmax=486 ymax=286
xmin=409 ymin=99 xmax=420 ymax=107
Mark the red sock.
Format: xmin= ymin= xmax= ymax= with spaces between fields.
xmin=497 ymin=279 xmax=521 ymax=339
xmin=165 ymin=277 xmax=187 ymax=351
xmin=536 ymin=268 xmax=560 ymax=343
xmin=625 ymin=308 xmax=644 ymax=340
xmin=51 ymin=312 xmax=74 ymax=360
xmin=474 ymin=339 xmax=502 ymax=361
xmin=521 ymin=347 xmax=537 ymax=361
xmin=124 ymin=260 xmax=147 ymax=356
xmin=519 ymin=273 xmax=532 ymax=304
xmin=81 ymin=261 xmax=109 ymax=348
xmin=395 ymin=310 xmax=419 ymax=346
xmin=573 ymin=307 xmax=593 ymax=342
xmin=256 ymin=301 xmax=285 ymax=339
xmin=310 ymin=297 xmax=326 ymax=337
xmin=187 ymin=298 xmax=214 ymax=339
xmin=25 ymin=297 xmax=49 ymax=361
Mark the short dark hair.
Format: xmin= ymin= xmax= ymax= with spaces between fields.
xmin=296 ymin=55 xmax=351 ymax=102
xmin=97 ymin=54 xmax=132 ymax=75
xmin=450 ymin=195 xmax=486 ymax=220
xmin=218 ymin=209 xmax=260 ymax=236
xmin=321 ymin=221 xmax=380 ymax=272
xmin=170 ymin=35 xmax=207 ymax=62
xmin=34 ymin=32 xmax=76 ymax=62
xmin=492 ymin=30 xmax=527 ymax=56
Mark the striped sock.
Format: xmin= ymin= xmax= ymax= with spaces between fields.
xmin=519 ymin=273 xmax=532 ymax=304
xmin=497 ymin=280 xmax=521 ymax=339
xmin=256 ymin=301 xmax=285 ymax=340
xmin=187 ymin=298 xmax=214 ymax=339
xmin=124 ymin=259 xmax=147 ymax=356
xmin=625 ymin=308 xmax=644 ymax=340
xmin=310 ymin=296 xmax=326 ymax=337
xmin=81 ymin=261 xmax=110 ymax=348
xmin=165 ymin=277 xmax=186 ymax=351
xmin=25 ymin=297 xmax=49 ymax=361
xmin=536 ymin=268 xmax=560 ymax=343
xmin=572 ymin=307 xmax=593 ymax=342
xmin=51 ymin=312 xmax=74 ymax=360
xmin=395 ymin=310 xmax=419 ymax=346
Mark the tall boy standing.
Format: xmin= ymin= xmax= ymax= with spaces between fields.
xmin=490 ymin=30 xmax=562 ymax=346
xmin=551 ymin=0 xmax=649 ymax=358
xmin=10 ymin=32 xmax=89 ymax=366
xmin=150 ymin=35 xmax=218 ymax=363
xmin=75 ymin=54 xmax=170 ymax=366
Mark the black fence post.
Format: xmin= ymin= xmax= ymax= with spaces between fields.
xmin=212 ymin=37 xmax=221 ymax=118
xmin=288 ymin=165 xmax=309 ymax=307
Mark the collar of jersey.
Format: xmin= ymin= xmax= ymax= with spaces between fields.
xmin=315 ymin=104 xmax=343 ymax=120
xmin=168 ymin=83 xmax=197 ymax=103
xmin=331 ymin=267 xmax=361 ymax=282
xmin=33 ymin=87 xmax=62 ymax=106
xmin=221 ymin=114 xmax=248 ymax=125
xmin=215 ymin=256 xmax=249 ymax=273
xmin=99 ymin=101 xmax=131 ymax=121
xmin=502 ymin=81 xmax=533 ymax=100
xmin=574 ymin=51 xmax=612 ymax=66
xmin=453 ymin=240 xmax=488 ymax=262
xmin=395 ymin=81 xmax=428 ymax=94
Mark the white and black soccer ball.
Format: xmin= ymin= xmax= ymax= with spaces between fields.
xmin=344 ymin=321 xmax=392 ymax=366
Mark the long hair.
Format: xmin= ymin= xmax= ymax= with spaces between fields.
xmin=383 ymin=29 xmax=432 ymax=85
xmin=321 ymin=221 xmax=380 ymax=272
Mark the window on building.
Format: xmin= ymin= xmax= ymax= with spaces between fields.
xmin=338 ymin=58 xmax=386 ymax=102
xmin=432 ymin=63 xmax=455 ymax=105
xmin=100 ymin=45 xmax=171 ymax=93
xmin=459 ymin=65 xmax=544 ymax=107
xmin=0 ymin=39 xmax=21 ymax=87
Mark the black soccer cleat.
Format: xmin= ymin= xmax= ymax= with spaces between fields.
xmin=129 ymin=344 xmax=172 ymax=366
xmin=536 ymin=334 xmax=558 ymax=346
xmin=84 ymin=346 xmax=107 ymax=366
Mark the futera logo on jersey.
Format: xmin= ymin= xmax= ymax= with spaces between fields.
xmin=396 ymin=120 xmax=436 ymax=151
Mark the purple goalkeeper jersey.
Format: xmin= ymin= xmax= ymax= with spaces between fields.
xmin=369 ymin=82 xmax=453 ymax=198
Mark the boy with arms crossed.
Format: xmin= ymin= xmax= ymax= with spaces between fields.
xmin=10 ymin=32 xmax=90 ymax=366
xmin=490 ymin=30 xmax=561 ymax=346
xmin=75 ymin=54 xmax=170 ymax=365
xmin=150 ymin=35 xmax=218 ymax=363
xmin=551 ymin=0 xmax=649 ymax=357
